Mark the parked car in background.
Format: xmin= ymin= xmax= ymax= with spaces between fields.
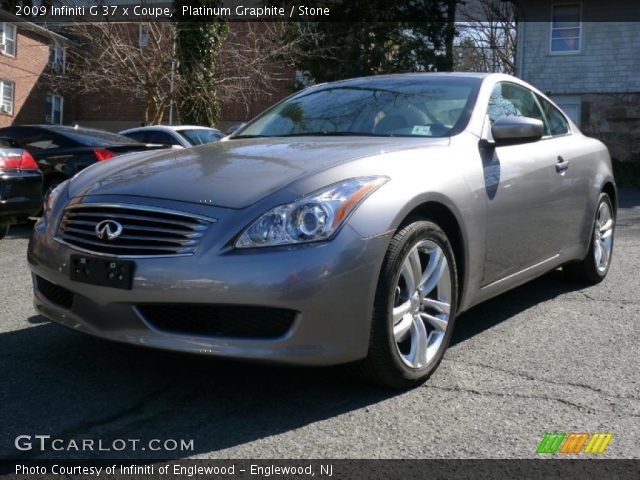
xmin=29 ymin=73 xmax=616 ymax=388
xmin=120 ymin=125 xmax=224 ymax=148
xmin=0 ymin=125 xmax=170 ymax=197
xmin=0 ymin=139 xmax=42 ymax=239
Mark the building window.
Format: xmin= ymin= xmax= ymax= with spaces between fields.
xmin=0 ymin=80 xmax=14 ymax=114
xmin=49 ymin=43 xmax=66 ymax=74
xmin=0 ymin=22 xmax=17 ymax=57
xmin=46 ymin=94 xmax=64 ymax=124
xmin=139 ymin=24 xmax=149 ymax=47
xmin=551 ymin=4 xmax=581 ymax=54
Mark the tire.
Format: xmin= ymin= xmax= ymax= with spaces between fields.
xmin=0 ymin=222 xmax=9 ymax=240
xmin=564 ymin=192 xmax=615 ymax=284
xmin=354 ymin=220 xmax=458 ymax=389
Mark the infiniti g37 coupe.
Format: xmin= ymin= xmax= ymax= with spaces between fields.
xmin=28 ymin=73 xmax=616 ymax=388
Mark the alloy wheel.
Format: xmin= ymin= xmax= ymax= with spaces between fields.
xmin=392 ymin=240 xmax=452 ymax=369
xmin=594 ymin=201 xmax=614 ymax=273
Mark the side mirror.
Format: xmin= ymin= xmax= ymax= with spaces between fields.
xmin=490 ymin=116 xmax=544 ymax=146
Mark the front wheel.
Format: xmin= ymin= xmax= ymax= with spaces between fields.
xmin=564 ymin=192 xmax=615 ymax=284
xmin=355 ymin=221 xmax=458 ymax=388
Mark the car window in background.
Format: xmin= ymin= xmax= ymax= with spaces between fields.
xmin=16 ymin=131 xmax=76 ymax=150
xmin=178 ymin=129 xmax=224 ymax=145
xmin=536 ymin=95 xmax=570 ymax=136
xmin=123 ymin=131 xmax=147 ymax=143
xmin=145 ymin=130 xmax=182 ymax=146
xmin=56 ymin=127 xmax=139 ymax=146
xmin=488 ymin=82 xmax=549 ymax=135
xmin=237 ymin=77 xmax=479 ymax=138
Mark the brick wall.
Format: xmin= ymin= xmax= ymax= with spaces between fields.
xmin=0 ymin=27 xmax=57 ymax=127
xmin=580 ymin=93 xmax=640 ymax=163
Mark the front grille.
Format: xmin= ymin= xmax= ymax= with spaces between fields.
xmin=57 ymin=204 xmax=214 ymax=257
xmin=137 ymin=304 xmax=297 ymax=339
xmin=35 ymin=275 xmax=74 ymax=309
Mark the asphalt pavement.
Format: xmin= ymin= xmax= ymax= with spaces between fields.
xmin=1 ymin=190 xmax=638 ymax=459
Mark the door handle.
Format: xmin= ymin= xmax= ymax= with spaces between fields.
xmin=555 ymin=156 xmax=570 ymax=173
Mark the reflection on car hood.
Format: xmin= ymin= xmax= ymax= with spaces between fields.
xmin=68 ymin=137 xmax=448 ymax=209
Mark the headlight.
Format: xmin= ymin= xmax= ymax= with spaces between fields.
xmin=235 ymin=176 xmax=388 ymax=248
xmin=43 ymin=181 xmax=67 ymax=217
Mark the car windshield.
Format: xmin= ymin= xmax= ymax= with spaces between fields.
xmin=177 ymin=129 xmax=224 ymax=145
xmin=236 ymin=77 xmax=480 ymax=138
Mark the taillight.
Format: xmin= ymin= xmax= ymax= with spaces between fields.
xmin=0 ymin=148 xmax=38 ymax=170
xmin=20 ymin=150 xmax=38 ymax=169
xmin=94 ymin=148 xmax=118 ymax=161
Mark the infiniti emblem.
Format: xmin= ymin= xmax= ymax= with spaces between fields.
xmin=95 ymin=220 xmax=123 ymax=241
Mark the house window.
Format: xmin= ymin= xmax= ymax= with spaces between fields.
xmin=139 ymin=24 xmax=149 ymax=47
xmin=551 ymin=4 xmax=581 ymax=53
xmin=49 ymin=44 xmax=66 ymax=73
xmin=45 ymin=94 xmax=64 ymax=124
xmin=0 ymin=80 xmax=14 ymax=114
xmin=0 ymin=22 xmax=17 ymax=56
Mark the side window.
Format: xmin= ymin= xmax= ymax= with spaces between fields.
xmin=536 ymin=95 xmax=570 ymax=136
xmin=488 ymin=82 xmax=549 ymax=135
xmin=123 ymin=131 xmax=147 ymax=143
xmin=145 ymin=131 xmax=181 ymax=146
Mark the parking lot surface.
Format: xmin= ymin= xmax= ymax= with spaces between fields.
xmin=1 ymin=190 xmax=638 ymax=459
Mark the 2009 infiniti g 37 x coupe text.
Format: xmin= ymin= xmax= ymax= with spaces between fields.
xmin=28 ymin=73 xmax=616 ymax=388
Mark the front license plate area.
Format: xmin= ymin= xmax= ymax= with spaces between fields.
xmin=70 ymin=255 xmax=135 ymax=290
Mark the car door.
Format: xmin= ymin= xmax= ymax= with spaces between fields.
xmin=534 ymin=93 xmax=588 ymax=251
xmin=481 ymin=82 xmax=566 ymax=286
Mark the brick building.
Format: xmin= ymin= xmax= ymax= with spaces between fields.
xmin=516 ymin=0 xmax=640 ymax=165
xmin=0 ymin=11 xmax=71 ymax=127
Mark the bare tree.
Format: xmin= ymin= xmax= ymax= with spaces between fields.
xmin=55 ymin=22 xmax=175 ymax=124
xmin=455 ymin=0 xmax=519 ymax=74
xmin=52 ymin=22 xmax=324 ymax=125
xmin=183 ymin=22 xmax=324 ymax=122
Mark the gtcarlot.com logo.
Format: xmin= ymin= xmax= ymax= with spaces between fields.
xmin=537 ymin=432 xmax=613 ymax=455
xmin=15 ymin=435 xmax=194 ymax=452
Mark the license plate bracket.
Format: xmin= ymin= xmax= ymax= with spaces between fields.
xmin=70 ymin=255 xmax=135 ymax=290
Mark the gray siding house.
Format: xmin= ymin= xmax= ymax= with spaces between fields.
xmin=516 ymin=0 xmax=640 ymax=164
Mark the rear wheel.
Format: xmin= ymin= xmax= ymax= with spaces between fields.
xmin=355 ymin=221 xmax=458 ymax=388
xmin=0 ymin=222 xmax=9 ymax=240
xmin=564 ymin=192 xmax=615 ymax=283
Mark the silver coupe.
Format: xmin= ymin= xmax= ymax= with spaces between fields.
xmin=29 ymin=73 xmax=616 ymax=387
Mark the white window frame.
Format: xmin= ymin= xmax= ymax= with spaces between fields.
xmin=49 ymin=43 xmax=66 ymax=74
xmin=0 ymin=79 xmax=14 ymax=115
xmin=0 ymin=22 xmax=17 ymax=57
xmin=46 ymin=93 xmax=64 ymax=124
xmin=138 ymin=24 xmax=149 ymax=48
xmin=550 ymin=3 xmax=582 ymax=55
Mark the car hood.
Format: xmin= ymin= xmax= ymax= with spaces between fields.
xmin=68 ymin=136 xmax=448 ymax=209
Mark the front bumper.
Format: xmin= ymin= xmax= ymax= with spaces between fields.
xmin=28 ymin=214 xmax=391 ymax=366
xmin=0 ymin=170 xmax=43 ymax=220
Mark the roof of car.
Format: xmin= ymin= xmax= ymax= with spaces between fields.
xmin=120 ymin=125 xmax=221 ymax=134
xmin=11 ymin=125 xmax=139 ymax=145
xmin=304 ymin=72 xmax=496 ymax=91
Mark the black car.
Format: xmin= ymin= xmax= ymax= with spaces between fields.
xmin=0 ymin=138 xmax=43 ymax=239
xmin=0 ymin=125 xmax=169 ymax=196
